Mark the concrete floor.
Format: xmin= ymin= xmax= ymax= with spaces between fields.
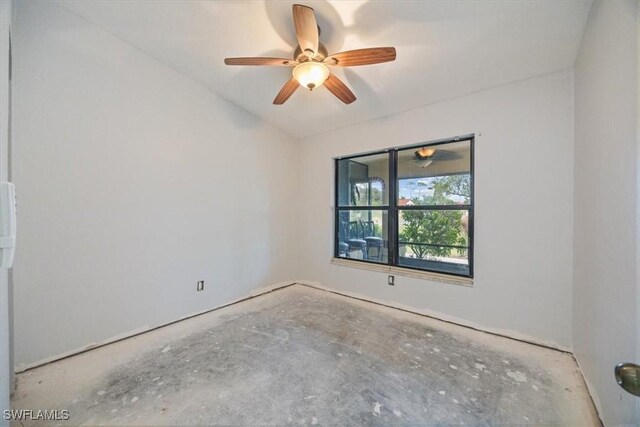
xmin=13 ymin=284 xmax=599 ymax=426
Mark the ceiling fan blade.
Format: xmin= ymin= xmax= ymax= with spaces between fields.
xmin=273 ymin=78 xmax=300 ymax=105
xmin=325 ymin=47 xmax=396 ymax=67
xmin=324 ymin=74 xmax=356 ymax=104
xmin=292 ymin=4 xmax=319 ymax=56
xmin=224 ymin=57 xmax=297 ymax=66
xmin=432 ymin=150 xmax=463 ymax=161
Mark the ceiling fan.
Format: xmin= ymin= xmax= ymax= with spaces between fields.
xmin=224 ymin=4 xmax=396 ymax=105
xmin=413 ymin=147 xmax=462 ymax=168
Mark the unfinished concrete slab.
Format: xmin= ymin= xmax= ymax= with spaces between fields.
xmin=12 ymin=284 xmax=598 ymax=425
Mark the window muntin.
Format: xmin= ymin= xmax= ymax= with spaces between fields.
xmin=334 ymin=137 xmax=474 ymax=278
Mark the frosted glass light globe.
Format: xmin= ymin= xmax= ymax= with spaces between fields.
xmin=293 ymin=62 xmax=330 ymax=90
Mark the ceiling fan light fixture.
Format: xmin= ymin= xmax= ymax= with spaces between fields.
xmin=416 ymin=147 xmax=436 ymax=158
xmin=224 ymin=4 xmax=396 ymax=104
xmin=293 ymin=61 xmax=329 ymax=91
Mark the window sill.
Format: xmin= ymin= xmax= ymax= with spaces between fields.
xmin=330 ymin=258 xmax=474 ymax=287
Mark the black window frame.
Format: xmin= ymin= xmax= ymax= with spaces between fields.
xmin=334 ymin=135 xmax=475 ymax=279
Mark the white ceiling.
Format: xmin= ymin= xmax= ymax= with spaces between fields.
xmin=58 ymin=0 xmax=592 ymax=138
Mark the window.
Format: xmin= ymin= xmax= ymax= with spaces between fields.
xmin=335 ymin=136 xmax=474 ymax=278
xmin=336 ymin=153 xmax=390 ymax=265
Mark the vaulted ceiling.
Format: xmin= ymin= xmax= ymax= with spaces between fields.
xmin=58 ymin=0 xmax=592 ymax=138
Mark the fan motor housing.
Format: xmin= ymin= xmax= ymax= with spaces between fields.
xmin=294 ymin=43 xmax=329 ymax=62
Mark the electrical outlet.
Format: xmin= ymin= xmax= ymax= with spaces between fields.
xmin=388 ymin=275 xmax=395 ymax=286
xmin=196 ymin=280 xmax=204 ymax=292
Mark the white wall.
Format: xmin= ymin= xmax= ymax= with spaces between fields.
xmin=573 ymin=1 xmax=638 ymax=425
xmin=11 ymin=1 xmax=299 ymax=369
xmin=0 ymin=0 xmax=11 ymax=422
xmin=11 ymin=4 xmax=638 ymax=424
xmin=298 ymin=70 xmax=575 ymax=349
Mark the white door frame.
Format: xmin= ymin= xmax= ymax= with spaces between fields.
xmin=0 ymin=0 xmax=12 ymax=424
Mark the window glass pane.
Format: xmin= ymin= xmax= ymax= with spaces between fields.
xmin=337 ymin=153 xmax=389 ymax=207
xmin=397 ymin=140 xmax=471 ymax=206
xmin=398 ymin=209 xmax=469 ymax=276
xmin=337 ymin=209 xmax=388 ymax=264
